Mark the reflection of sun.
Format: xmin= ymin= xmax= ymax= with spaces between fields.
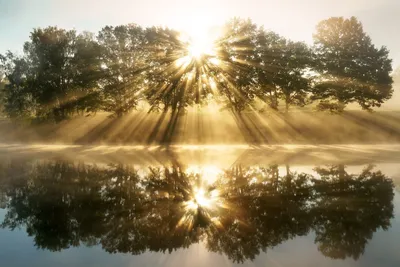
xmin=183 ymin=166 xmax=223 ymax=212
xmin=194 ymin=188 xmax=209 ymax=206
xmin=185 ymin=187 xmax=220 ymax=211
xmin=195 ymin=187 xmax=219 ymax=208
xmin=178 ymin=165 xmax=227 ymax=230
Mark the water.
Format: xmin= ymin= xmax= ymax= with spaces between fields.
xmin=0 ymin=144 xmax=399 ymax=267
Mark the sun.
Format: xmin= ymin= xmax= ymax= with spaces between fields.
xmin=179 ymin=25 xmax=218 ymax=61
xmin=188 ymin=43 xmax=204 ymax=59
xmin=172 ymin=20 xmax=223 ymax=96
xmin=187 ymin=38 xmax=214 ymax=59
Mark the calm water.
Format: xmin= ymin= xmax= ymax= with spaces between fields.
xmin=0 ymin=145 xmax=399 ymax=267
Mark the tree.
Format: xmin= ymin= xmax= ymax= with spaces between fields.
xmin=252 ymin=31 xmax=314 ymax=112
xmin=215 ymin=19 xmax=314 ymax=113
xmin=312 ymin=17 xmax=393 ymax=112
xmin=0 ymin=55 xmax=8 ymax=117
xmin=97 ymin=25 xmax=148 ymax=117
xmin=215 ymin=18 xmax=259 ymax=113
xmin=1 ymin=27 xmax=103 ymax=122
xmin=252 ymin=29 xmax=283 ymax=110
xmin=0 ymin=51 xmax=37 ymax=119
xmin=0 ymin=79 xmax=4 ymax=117
xmin=68 ymin=32 xmax=103 ymax=115
xmin=274 ymin=40 xmax=313 ymax=112
xmin=23 ymin=27 xmax=79 ymax=121
xmin=1 ymin=18 xmax=395 ymax=120
xmin=145 ymin=26 xmax=210 ymax=113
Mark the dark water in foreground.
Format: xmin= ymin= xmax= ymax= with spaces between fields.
xmin=0 ymin=145 xmax=399 ymax=267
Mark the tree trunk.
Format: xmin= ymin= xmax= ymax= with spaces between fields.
xmin=338 ymin=164 xmax=346 ymax=180
xmin=285 ymin=99 xmax=289 ymax=113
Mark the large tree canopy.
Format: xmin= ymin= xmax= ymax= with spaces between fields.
xmin=1 ymin=27 xmax=103 ymax=121
xmin=97 ymin=24 xmax=148 ymax=117
xmin=0 ymin=16 xmax=394 ymax=121
xmin=312 ymin=17 xmax=393 ymax=112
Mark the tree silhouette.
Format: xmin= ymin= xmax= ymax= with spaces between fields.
xmin=0 ymin=52 xmax=36 ymax=119
xmin=0 ymin=17 xmax=395 ymax=121
xmin=144 ymin=27 xmax=201 ymax=113
xmin=205 ymin=165 xmax=314 ymax=262
xmin=215 ymin=18 xmax=260 ymax=113
xmin=1 ymin=28 xmax=103 ymax=121
xmin=311 ymin=165 xmax=394 ymax=259
xmin=274 ymin=41 xmax=313 ymax=112
xmin=24 ymin=27 xmax=80 ymax=121
xmin=69 ymin=32 xmax=103 ymax=115
xmin=312 ymin=17 xmax=393 ymax=112
xmin=0 ymin=161 xmax=109 ymax=250
xmin=97 ymin=25 xmax=148 ymax=117
xmin=0 ymin=161 xmax=394 ymax=262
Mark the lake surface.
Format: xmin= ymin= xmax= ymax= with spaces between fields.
xmin=0 ymin=144 xmax=399 ymax=267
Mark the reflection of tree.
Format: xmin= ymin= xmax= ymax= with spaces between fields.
xmin=0 ymin=161 xmax=109 ymax=250
xmin=99 ymin=164 xmax=149 ymax=254
xmin=312 ymin=165 xmax=394 ymax=260
xmin=109 ymin=166 xmax=202 ymax=254
xmin=206 ymin=165 xmax=314 ymax=262
xmin=0 ymin=161 xmax=394 ymax=263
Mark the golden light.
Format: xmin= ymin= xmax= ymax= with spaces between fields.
xmin=177 ymin=166 xmax=228 ymax=230
xmin=168 ymin=19 xmax=225 ymax=106
xmin=194 ymin=188 xmax=211 ymax=207
xmin=185 ymin=199 xmax=199 ymax=210
xmin=180 ymin=185 xmax=224 ymax=230
xmin=186 ymin=165 xmax=222 ymax=185
xmin=202 ymin=165 xmax=221 ymax=184
xmin=179 ymin=23 xmax=219 ymax=61
xmin=175 ymin=56 xmax=192 ymax=67
xmin=188 ymin=44 xmax=204 ymax=59
xmin=185 ymin=187 xmax=220 ymax=211
xmin=209 ymin=58 xmax=220 ymax=66
xmin=187 ymin=39 xmax=214 ymax=59
xmin=183 ymin=166 xmax=223 ymax=212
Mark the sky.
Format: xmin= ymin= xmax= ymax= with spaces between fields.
xmin=0 ymin=0 xmax=399 ymax=64
xmin=0 ymin=0 xmax=399 ymax=105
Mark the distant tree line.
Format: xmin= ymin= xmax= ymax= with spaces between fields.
xmin=0 ymin=160 xmax=394 ymax=262
xmin=0 ymin=17 xmax=394 ymax=122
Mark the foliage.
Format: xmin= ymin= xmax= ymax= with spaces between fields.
xmin=0 ymin=17 xmax=394 ymax=121
xmin=215 ymin=18 xmax=260 ymax=112
xmin=0 ymin=161 xmax=394 ymax=262
xmin=312 ymin=17 xmax=393 ymax=111
xmin=1 ymin=28 xmax=103 ymax=121
xmin=144 ymin=27 xmax=195 ymax=112
xmin=97 ymin=25 xmax=148 ymax=117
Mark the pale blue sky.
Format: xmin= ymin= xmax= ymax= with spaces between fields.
xmin=0 ymin=0 xmax=399 ymax=106
xmin=1 ymin=0 xmax=399 ymax=67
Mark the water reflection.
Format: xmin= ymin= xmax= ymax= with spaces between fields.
xmin=0 ymin=161 xmax=394 ymax=263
